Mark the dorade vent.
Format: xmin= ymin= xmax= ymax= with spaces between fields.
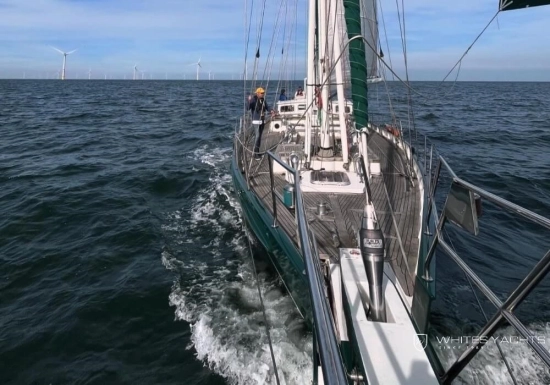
xmin=310 ymin=171 xmax=351 ymax=186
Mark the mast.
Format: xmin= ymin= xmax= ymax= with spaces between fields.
xmin=305 ymin=0 xmax=316 ymax=165
xmin=332 ymin=3 xmax=349 ymax=164
xmin=343 ymin=0 xmax=369 ymax=129
xmin=317 ymin=0 xmax=332 ymax=156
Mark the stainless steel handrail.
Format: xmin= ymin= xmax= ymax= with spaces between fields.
xmin=266 ymin=150 xmax=348 ymax=385
xmin=421 ymin=154 xmax=550 ymax=384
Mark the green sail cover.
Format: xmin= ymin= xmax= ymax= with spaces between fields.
xmin=500 ymin=0 xmax=550 ymax=11
xmin=343 ymin=0 xmax=369 ymax=129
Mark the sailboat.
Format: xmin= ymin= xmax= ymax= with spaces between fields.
xmin=231 ymin=0 xmax=550 ymax=383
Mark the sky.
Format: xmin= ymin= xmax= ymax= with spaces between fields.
xmin=0 ymin=0 xmax=549 ymax=81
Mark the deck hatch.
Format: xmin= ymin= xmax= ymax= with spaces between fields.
xmin=310 ymin=171 xmax=351 ymax=186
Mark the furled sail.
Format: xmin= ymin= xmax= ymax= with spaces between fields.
xmin=361 ymin=0 xmax=379 ymax=80
xmin=326 ymin=1 xmax=351 ymax=87
xmin=326 ymin=0 xmax=380 ymax=89
xmin=343 ymin=0 xmax=370 ymax=129
xmin=500 ymin=0 xmax=550 ymax=11
xmin=324 ymin=0 xmax=379 ymax=128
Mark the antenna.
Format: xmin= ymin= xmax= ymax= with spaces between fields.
xmin=50 ymin=46 xmax=77 ymax=80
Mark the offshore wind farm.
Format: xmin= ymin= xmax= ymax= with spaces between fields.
xmin=2 ymin=1 xmax=550 ymax=82
xmin=0 ymin=45 xmax=242 ymax=81
xmin=4 ymin=46 xmax=238 ymax=80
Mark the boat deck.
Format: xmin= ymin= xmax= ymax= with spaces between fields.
xmin=237 ymin=128 xmax=420 ymax=295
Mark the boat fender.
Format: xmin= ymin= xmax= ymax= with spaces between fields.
xmin=386 ymin=125 xmax=400 ymax=137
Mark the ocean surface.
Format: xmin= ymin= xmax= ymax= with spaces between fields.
xmin=1 ymin=80 xmax=549 ymax=385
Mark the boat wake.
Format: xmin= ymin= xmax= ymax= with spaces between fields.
xmin=432 ymin=322 xmax=550 ymax=384
xmin=161 ymin=145 xmax=312 ymax=384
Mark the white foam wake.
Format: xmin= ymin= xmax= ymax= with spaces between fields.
xmin=433 ymin=323 xmax=550 ymax=384
xmin=162 ymin=144 xmax=313 ymax=384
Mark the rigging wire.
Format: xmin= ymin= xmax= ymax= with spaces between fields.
xmin=275 ymin=0 xmax=291 ymax=95
xmin=395 ymin=0 xmax=417 ymax=149
xmin=246 ymin=0 xmax=502 ymax=127
xmin=242 ymin=224 xmax=282 ymax=385
xmin=238 ymin=18 xmax=292 ymax=383
xmin=248 ymin=0 xmax=269 ymax=93
xmin=243 ymin=0 xmax=255 ymax=114
xmin=440 ymin=10 xmax=501 ymax=84
xmin=376 ymin=2 xmax=399 ymax=128
xmin=378 ymin=0 xmax=394 ymax=81
xmin=262 ymin=0 xmax=284 ymax=91
xmin=372 ymin=0 xmax=398 ymax=126
xmin=443 ymin=228 xmax=520 ymax=385
xmin=363 ymin=9 xmax=503 ymax=104
xmin=263 ymin=0 xmax=290 ymax=106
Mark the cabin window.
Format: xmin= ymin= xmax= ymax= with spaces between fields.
xmin=298 ymin=104 xmax=306 ymax=111
xmin=280 ymin=105 xmax=294 ymax=112
xmin=335 ymin=106 xmax=351 ymax=113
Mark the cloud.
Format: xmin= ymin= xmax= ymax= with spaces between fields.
xmin=0 ymin=0 xmax=266 ymax=78
xmin=0 ymin=0 xmax=549 ymax=80
xmin=379 ymin=0 xmax=550 ymax=80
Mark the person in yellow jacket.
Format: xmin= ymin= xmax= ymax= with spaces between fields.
xmin=247 ymin=87 xmax=274 ymax=159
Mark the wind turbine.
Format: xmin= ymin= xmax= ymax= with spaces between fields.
xmin=88 ymin=68 xmax=92 ymax=80
xmin=133 ymin=64 xmax=139 ymax=80
xmin=51 ymin=46 xmax=77 ymax=80
xmin=189 ymin=57 xmax=201 ymax=80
